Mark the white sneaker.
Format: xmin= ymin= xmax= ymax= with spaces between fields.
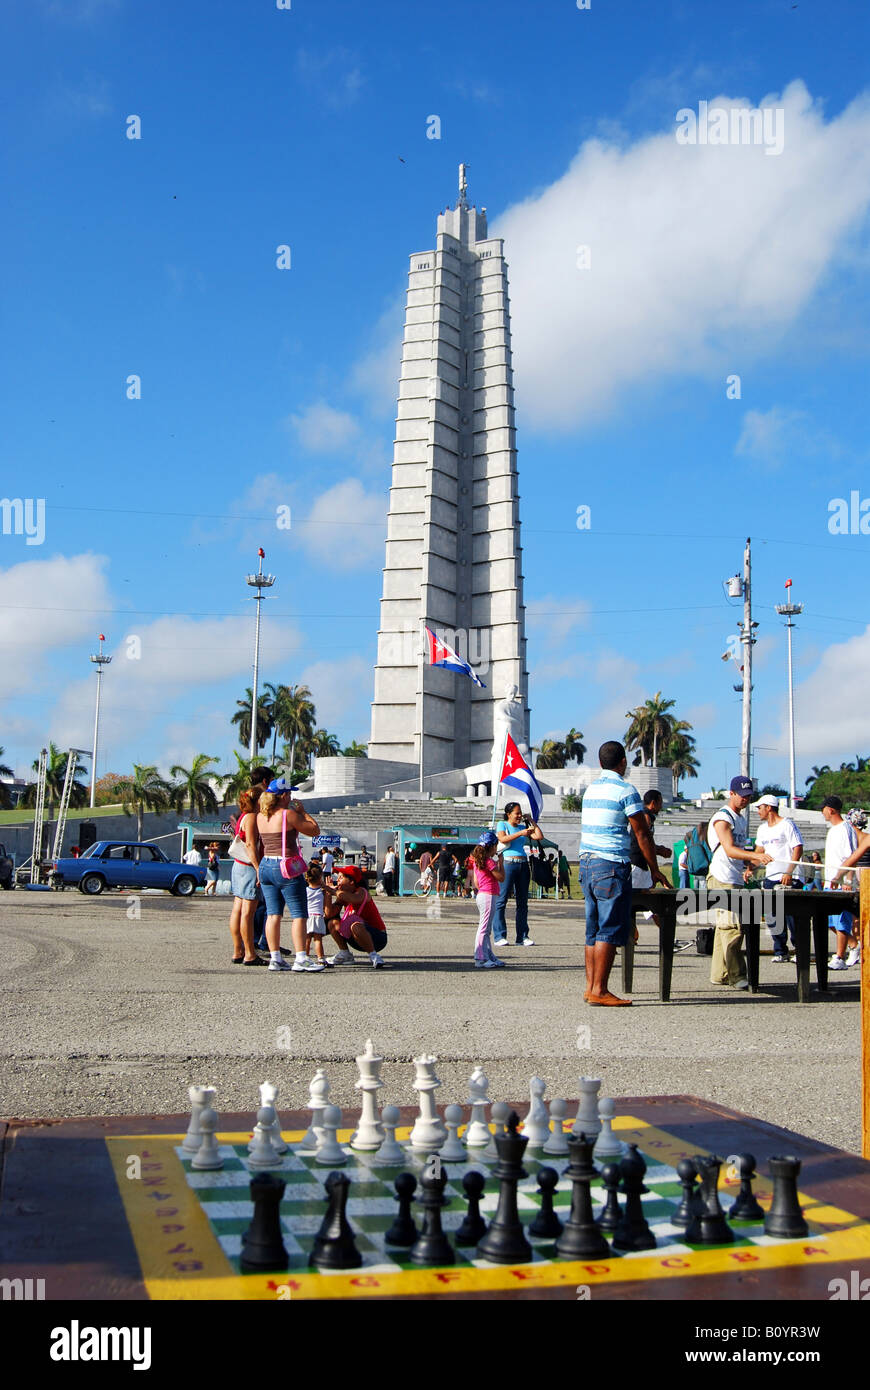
xmin=330 ymin=950 xmax=354 ymax=965
xmin=846 ymin=946 xmax=861 ymax=967
xmin=492 ymin=939 xmax=507 ymax=950
xmin=292 ymin=957 xmax=325 ymax=972
xmin=268 ymin=958 xmax=292 ymax=971
xmin=520 ymin=938 xmax=536 ymax=947
xmin=771 ymin=954 xmax=790 ymax=964
xmin=829 ymin=955 xmax=848 ymax=971
xmin=370 ymin=953 xmax=384 ymax=969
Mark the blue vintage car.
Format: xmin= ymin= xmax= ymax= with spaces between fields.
xmin=52 ymin=841 xmax=207 ymax=896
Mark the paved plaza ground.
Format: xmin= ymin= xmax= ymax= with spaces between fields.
xmin=0 ymin=891 xmax=862 ymax=1153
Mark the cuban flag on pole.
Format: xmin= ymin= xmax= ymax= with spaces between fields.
xmin=424 ymin=626 xmax=486 ymax=688
xmin=499 ymin=733 xmax=543 ymax=823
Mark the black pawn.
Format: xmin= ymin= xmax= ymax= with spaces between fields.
xmin=309 ymin=1171 xmax=363 ymax=1270
xmin=686 ymin=1156 xmax=733 ymax=1245
xmin=240 ymin=1172 xmax=289 ymax=1271
xmin=730 ymin=1153 xmax=764 ymax=1221
xmin=528 ymin=1166 xmax=563 ymax=1239
xmin=477 ymin=1111 xmax=533 ymax=1265
xmin=409 ymin=1165 xmax=454 ymax=1266
xmin=555 ymin=1133 xmax=610 ymax=1260
xmin=672 ymin=1158 xmax=702 ymax=1230
xmin=764 ymin=1156 xmax=808 ymax=1239
xmin=596 ymin=1161 xmax=622 ymax=1233
xmin=385 ymin=1172 xmax=418 ymax=1247
xmin=455 ymin=1169 xmax=487 ymax=1246
xmin=612 ymin=1143 xmax=656 ymax=1252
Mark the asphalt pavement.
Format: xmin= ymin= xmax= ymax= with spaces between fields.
xmin=0 ymin=890 xmax=862 ymax=1153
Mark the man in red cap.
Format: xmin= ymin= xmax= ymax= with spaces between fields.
xmin=324 ymin=864 xmax=388 ymax=968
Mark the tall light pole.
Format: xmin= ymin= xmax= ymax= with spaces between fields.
xmin=245 ymin=548 xmax=276 ymax=764
xmin=89 ymin=634 xmax=112 ymax=808
xmin=775 ymin=578 xmax=803 ymax=810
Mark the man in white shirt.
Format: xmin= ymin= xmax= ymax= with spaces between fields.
xmin=182 ymin=846 xmax=202 ymax=867
xmin=753 ymin=794 xmax=803 ymax=962
xmin=322 ymin=848 xmax=334 ymax=876
xmin=821 ymin=796 xmax=859 ymax=970
xmin=706 ymin=776 xmax=772 ymax=988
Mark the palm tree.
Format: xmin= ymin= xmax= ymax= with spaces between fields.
xmin=263 ymin=682 xmax=289 ymax=763
xmin=342 ymin=740 xmax=368 ymax=758
xmin=625 ymin=692 xmax=677 ymax=767
xmin=170 ymin=755 xmax=220 ymax=816
xmin=533 ymin=739 xmax=567 ymax=770
xmin=21 ymin=744 xmax=89 ymax=816
xmin=231 ymin=688 xmax=272 ymax=752
xmin=272 ymin=684 xmax=316 ymax=774
xmin=0 ymin=747 xmax=13 ymax=809
xmin=311 ymin=730 xmax=340 ymax=758
xmin=663 ymin=730 xmax=700 ymax=798
xmin=220 ymin=751 xmax=258 ymax=806
xmin=805 ymin=764 xmax=831 ymax=787
xmin=563 ymin=728 xmax=586 ymax=764
xmin=112 ymin=765 xmax=172 ymax=840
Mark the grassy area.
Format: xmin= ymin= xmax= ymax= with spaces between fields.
xmin=0 ymin=803 xmax=128 ymax=826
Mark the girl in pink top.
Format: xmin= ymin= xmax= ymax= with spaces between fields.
xmin=471 ymin=832 xmax=506 ymax=969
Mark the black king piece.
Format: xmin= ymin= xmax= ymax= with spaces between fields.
xmin=476 ymin=1110 xmax=533 ymax=1264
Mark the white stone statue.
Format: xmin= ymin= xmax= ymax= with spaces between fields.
xmin=491 ymin=683 xmax=528 ymax=781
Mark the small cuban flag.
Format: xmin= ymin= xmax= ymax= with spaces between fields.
xmin=424 ymin=626 xmax=486 ymax=689
xmin=499 ymin=733 xmax=543 ymax=823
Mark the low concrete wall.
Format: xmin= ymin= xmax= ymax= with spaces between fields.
xmin=312 ymin=757 xmax=417 ymax=796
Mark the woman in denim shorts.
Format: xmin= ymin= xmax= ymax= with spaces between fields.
xmin=229 ymin=789 xmax=265 ymax=966
xmin=256 ymin=779 xmax=324 ymax=973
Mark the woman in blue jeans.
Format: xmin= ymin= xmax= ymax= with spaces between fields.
xmin=255 ymin=779 xmax=323 ymax=973
xmin=492 ymin=801 xmax=544 ymax=946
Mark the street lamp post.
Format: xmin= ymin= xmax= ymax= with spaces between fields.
xmin=89 ymin=634 xmax=112 ymax=808
xmin=245 ymin=548 xmax=276 ymax=765
xmin=775 ymin=579 xmax=803 ymax=810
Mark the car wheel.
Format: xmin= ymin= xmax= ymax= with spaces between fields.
xmin=173 ymin=875 xmax=197 ymax=897
xmin=79 ymin=873 xmax=105 ymax=896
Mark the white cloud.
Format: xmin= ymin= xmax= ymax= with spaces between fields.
xmin=496 ymin=81 xmax=870 ymax=429
xmin=293 ymin=479 xmax=386 ymax=571
xmin=286 ymin=402 xmax=361 ymax=454
xmin=298 ymin=656 xmax=373 ymax=737
xmin=0 ymin=553 xmax=113 ymax=700
xmin=525 ymin=594 xmax=590 ymax=643
xmin=735 ymin=406 xmax=842 ymax=469
xmin=295 ymin=49 xmax=365 ymax=110
xmin=349 ymin=297 xmax=405 ymax=414
xmin=782 ymin=625 xmax=870 ymax=759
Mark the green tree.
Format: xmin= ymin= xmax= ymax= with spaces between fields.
xmin=112 ymin=765 xmax=172 ymax=840
xmin=625 ymin=692 xmax=677 ymax=768
xmin=661 ymin=726 xmax=700 ymax=798
xmin=231 ymin=688 xmax=273 ymax=751
xmin=561 ymin=792 xmax=582 ymax=812
xmin=342 ymin=740 xmax=368 ymax=758
xmin=310 ymin=730 xmax=340 ymax=758
xmin=21 ymin=744 xmax=89 ymax=816
xmin=273 ymin=684 xmax=316 ymax=774
xmin=804 ymin=764 xmax=870 ymax=811
xmin=0 ymin=747 xmax=13 ymax=809
xmin=533 ymin=739 xmax=567 ymax=770
xmin=170 ymin=755 xmax=220 ymax=816
xmin=563 ymin=728 xmax=586 ymax=764
xmin=220 ymin=751 xmax=258 ymax=806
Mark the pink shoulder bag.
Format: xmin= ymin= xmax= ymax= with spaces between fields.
xmin=280 ymin=809 xmax=307 ymax=880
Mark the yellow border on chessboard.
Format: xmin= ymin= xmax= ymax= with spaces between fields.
xmin=106 ymin=1117 xmax=870 ymax=1301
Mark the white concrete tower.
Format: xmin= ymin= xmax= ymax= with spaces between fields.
xmin=368 ymin=168 xmax=529 ymax=776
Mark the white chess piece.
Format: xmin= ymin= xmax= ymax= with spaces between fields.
xmin=351 ymin=1039 xmax=385 ymax=1151
xmin=523 ymin=1076 xmax=550 ymax=1147
xmin=191 ymin=1107 xmax=223 ymax=1171
xmin=409 ymin=1054 xmax=448 ymax=1151
xmin=315 ymin=1104 xmax=347 ymax=1166
xmin=543 ymin=1097 xmax=570 ymax=1156
xmin=259 ymin=1081 xmax=288 ymax=1154
xmin=372 ymin=1104 xmax=405 ymax=1164
xmin=463 ymin=1066 xmax=492 ymax=1148
xmin=483 ymin=1100 xmax=511 ymax=1159
xmin=248 ymin=1106 xmax=284 ymax=1169
xmin=593 ymin=1097 xmax=624 ymax=1159
xmin=298 ymin=1068 xmax=330 ymax=1151
xmin=183 ymin=1084 xmax=216 ymax=1154
xmin=440 ymin=1104 xmax=467 ymax=1162
xmin=572 ymin=1076 xmax=602 ymax=1141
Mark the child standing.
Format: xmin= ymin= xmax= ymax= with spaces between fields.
xmin=305 ymin=863 xmax=331 ymax=966
xmin=471 ymin=831 xmax=506 ymax=969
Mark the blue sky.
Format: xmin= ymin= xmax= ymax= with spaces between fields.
xmin=1 ymin=0 xmax=869 ymax=794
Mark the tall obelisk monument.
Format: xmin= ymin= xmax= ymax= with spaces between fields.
xmin=368 ymin=167 xmax=529 ymax=777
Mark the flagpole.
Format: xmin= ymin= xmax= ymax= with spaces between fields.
xmin=418 ymin=623 xmax=425 ymax=796
xmin=490 ymin=727 xmax=509 ymax=829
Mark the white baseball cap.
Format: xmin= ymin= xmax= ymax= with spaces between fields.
xmin=754 ymin=793 xmax=780 ymax=808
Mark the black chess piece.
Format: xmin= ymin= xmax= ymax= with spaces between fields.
xmin=409 ymin=1165 xmax=454 ymax=1265
xmin=672 ymin=1158 xmax=701 ymax=1230
xmin=309 ymin=1171 xmax=363 ymax=1270
xmin=764 ymin=1156 xmax=808 ymax=1239
xmin=477 ymin=1111 xmax=533 ymax=1264
xmin=554 ymin=1133 xmax=610 ymax=1260
xmin=729 ymin=1153 xmax=764 ymax=1221
xmin=385 ymin=1172 xmax=418 ymax=1247
xmin=455 ymin=1169 xmax=487 ymax=1246
xmin=686 ymin=1156 xmax=734 ymax=1245
xmin=240 ymin=1172 xmax=289 ymax=1271
xmin=528 ymin=1166 xmax=563 ymax=1239
xmin=611 ymin=1143 xmax=656 ymax=1253
xmin=596 ymin=1161 xmax=622 ymax=1233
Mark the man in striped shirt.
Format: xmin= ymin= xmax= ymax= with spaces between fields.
xmin=579 ymin=741 xmax=670 ymax=1006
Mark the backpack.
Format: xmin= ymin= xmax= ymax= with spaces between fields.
xmin=685 ymin=826 xmax=712 ymax=876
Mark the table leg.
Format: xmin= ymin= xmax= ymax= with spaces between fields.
xmin=659 ymin=904 xmax=676 ymax=1001
xmin=744 ymin=920 xmax=760 ymax=993
xmin=794 ymin=914 xmax=811 ymax=1003
xmin=623 ymin=911 xmax=636 ymax=992
xmin=813 ymin=909 xmax=830 ymax=992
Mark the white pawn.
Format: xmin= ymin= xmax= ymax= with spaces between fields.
xmin=183 ymin=1084 xmax=216 ymax=1154
xmin=372 ymin=1105 xmax=405 ymax=1165
xmin=572 ymin=1076 xmax=602 ymax=1141
xmin=482 ymin=1100 xmax=510 ymax=1159
xmin=248 ymin=1107 xmax=283 ymax=1169
xmin=191 ymin=1107 xmax=223 ymax=1171
xmin=440 ymin=1105 xmax=467 ymax=1162
xmin=260 ymin=1081 xmax=288 ymax=1154
xmin=298 ymin=1068 xmax=330 ymax=1151
xmin=593 ymin=1097 xmax=624 ymax=1159
xmin=523 ymin=1076 xmax=550 ymax=1147
xmin=315 ymin=1104 xmax=347 ymax=1166
xmin=543 ymin=1098 xmax=570 ymax=1156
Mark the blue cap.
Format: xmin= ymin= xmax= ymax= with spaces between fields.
xmin=477 ymin=830 xmax=498 ymax=848
xmin=730 ymin=775 xmax=754 ymax=796
xmin=267 ymin=776 xmax=291 ymax=793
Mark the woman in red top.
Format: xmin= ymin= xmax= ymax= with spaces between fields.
xmin=324 ymin=864 xmax=388 ymax=969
